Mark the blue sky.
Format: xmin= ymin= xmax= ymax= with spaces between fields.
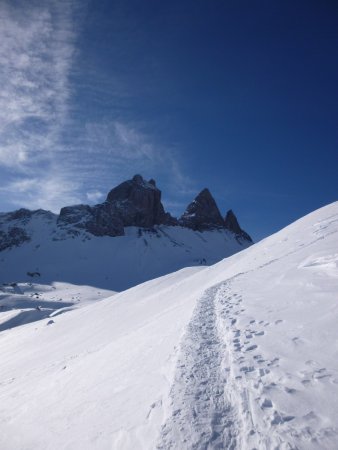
xmin=0 ymin=0 xmax=337 ymax=240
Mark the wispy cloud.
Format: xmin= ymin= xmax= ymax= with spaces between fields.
xmin=0 ymin=0 xmax=85 ymax=210
xmin=79 ymin=120 xmax=193 ymax=194
xmin=0 ymin=1 xmax=192 ymax=213
xmin=0 ymin=176 xmax=82 ymax=212
xmin=83 ymin=121 xmax=157 ymax=162
xmin=0 ymin=0 xmax=77 ymax=169
xmin=86 ymin=190 xmax=105 ymax=203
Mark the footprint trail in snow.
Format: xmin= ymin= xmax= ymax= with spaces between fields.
xmin=157 ymin=282 xmax=239 ymax=450
xmin=157 ymin=274 xmax=338 ymax=449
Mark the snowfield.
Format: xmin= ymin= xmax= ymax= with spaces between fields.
xmin=0 ymin=218 xmax=250 ymax=291
xmin=0 ymin=201 xmax=337 ymax=449
xmin=0 ymin=282 xmax=116 ymax=333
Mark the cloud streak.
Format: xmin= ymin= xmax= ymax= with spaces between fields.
xmin=0 ymin=0 xmax=77 ymax=169
xmin=0 ymin=176 xmax=82 ymax=212
xmin=77 ymin=120 xmax=193 ymax=197
xmin=0 ymin=0 xmax=87 ymax=211
xmin=0 ymin=1 xmax=192 ymax=214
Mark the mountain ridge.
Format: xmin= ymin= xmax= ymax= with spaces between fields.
xmin=0 ymin=174 xmax=253 ymax=291
xmin=0 ymin=174 xmax=252 ymax=252
xmin=59 ymin=174 xmax=252 ymax=238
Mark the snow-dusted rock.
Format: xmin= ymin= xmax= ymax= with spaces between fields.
xmin=58 ymin=203 xmax=124 ymax=237
xmin=224 ymin=209 xmax=252 ymax=242
xmin=179 ymin=188 xmax=225 ymax=230
xmin=0 ymin=175 xmax=252 ymax=292
xmin=106 ymin=174 xmax=177 ymax=227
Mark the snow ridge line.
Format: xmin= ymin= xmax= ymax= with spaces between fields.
xmin=157 ymin=282 xmax=240 ymax=450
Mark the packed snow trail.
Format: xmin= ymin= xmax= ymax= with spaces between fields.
xmin=158 ymin=283 xmax=239 ymax=449
xmin=158 ymin=261 xmax=338 ymax=450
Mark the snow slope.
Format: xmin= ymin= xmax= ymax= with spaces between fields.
xmin=0 ymin=220 xmax=249 ymax=291
xmin=0 ymin=282 xmax=116 ymax=333
xmin=0 ymin=201 xmax=337 ymax=449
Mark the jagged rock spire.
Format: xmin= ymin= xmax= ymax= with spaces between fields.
xmin=57 ymin=175 xmax=252 ymax=240
xmin=179 ymin=188 xmax=224 ymax=231
xmin=224 ymin=209 xmax=252 ymax=242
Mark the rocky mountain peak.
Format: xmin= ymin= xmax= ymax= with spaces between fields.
xmin=224 ymin=209 xmax=252 ymax=242
xmin=224 ymin=209 xmax=241 ymax=234
xmin=106 ymin=174 xmax=174 ymax=227
xmin=132 ymin=174 xmax=143 ymax=183
xmin=106 ymin=174 xmax=157 ymax=203
xmin=1 ymin=175 xmax=252 ymax=245
xmin=179 ymin=188 xmax=225 ymax=231
xmin=58 ymin=175 xmax=177 ymax=237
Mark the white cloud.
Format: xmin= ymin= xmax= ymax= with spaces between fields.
xmin=0 ymin=0 xmax=86 ymax=212
xmin=0 ymin=2 xmax=192 ymax=213
xmin=0 ymin=0 xmax=77 ymax=169
xmin=0 ymin=175 xmax=82 ymax=213
xmin=86 ymin=190 xmax=105 ymax=204
xmin=83 ymin=121 xmax=157 ymax=162
xmin=81 ymin=120 xmax=192 ymax=191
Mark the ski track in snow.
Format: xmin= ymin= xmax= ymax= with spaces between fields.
xmin=157 ymin=282 xmax=239 ymax=450
xmin=158 ymin=269 xmax=338 ymax=449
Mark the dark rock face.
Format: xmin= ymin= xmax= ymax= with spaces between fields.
xmin=58 ymin=178 xmax=252 ymax=239
xmin=58 ymin=203 xmax=124 ymax=237
xmin=0 ymin=227 xmax=30 ymax=251
xmin=224 ymin=209 xmax=252 ymax=242
xmin=89 ymin=203 xmax=124 ymax=237
xmin=224 ymin=209 xmax=242 ymax=234
xmin=0 ymin=209 xmax=55 ymax=251
xmin=58 ymin=175 xmax=176 ymax=237
xmin=0 ymin=175 xmax=252 ymax=249
xmin=7 ymin=208 xmax=33 ymax=222
xmin=179 ymin=190 xmax=252 ymax=240
xmin=179 ymin=188 xmax=225 ymax=231
xmin=58 ymin=204 xmax=93 ymax=226
xmin=106 ymin=174 xmax=176 ymax=227
xmin=1 ymin=208 xmax=54 ymax=225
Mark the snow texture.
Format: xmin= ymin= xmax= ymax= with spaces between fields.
xmin=0 ymin=201 xmax=337 ymax=449
xmin=0 ymin=219 xmax=249 ymax=291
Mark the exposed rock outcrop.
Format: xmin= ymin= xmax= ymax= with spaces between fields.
xmin=0 ymin=208 xmax=54 ymax=225
xmin=58 ymin=175 xmax=177 ymax=237
xmin=0 ymin=227 xmax=31 ymax=251
xmin=224 ymin=209 xmax=252 ymax=242
xmin=179 ymin=188 xmax=225 ymax=231
xmin=0 ymin=209 xmax=55 ymax=251
xmin=58 ymin=204 xmax=124 ymax=237
xmin=106 ymin=174 xmax=177 ymax=227
xmin=0 ymin=175 xmax=252 ymax=247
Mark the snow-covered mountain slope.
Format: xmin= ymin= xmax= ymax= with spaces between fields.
xmin=0 ymin=175 xmax=252 ymax=293
xmin=0 ymin=219 xmax=249 ymax=291
xmin=0 ymin=201 xmax=337 ymax=450
xmin=0 ymin=176 xmax=251 ymax=333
